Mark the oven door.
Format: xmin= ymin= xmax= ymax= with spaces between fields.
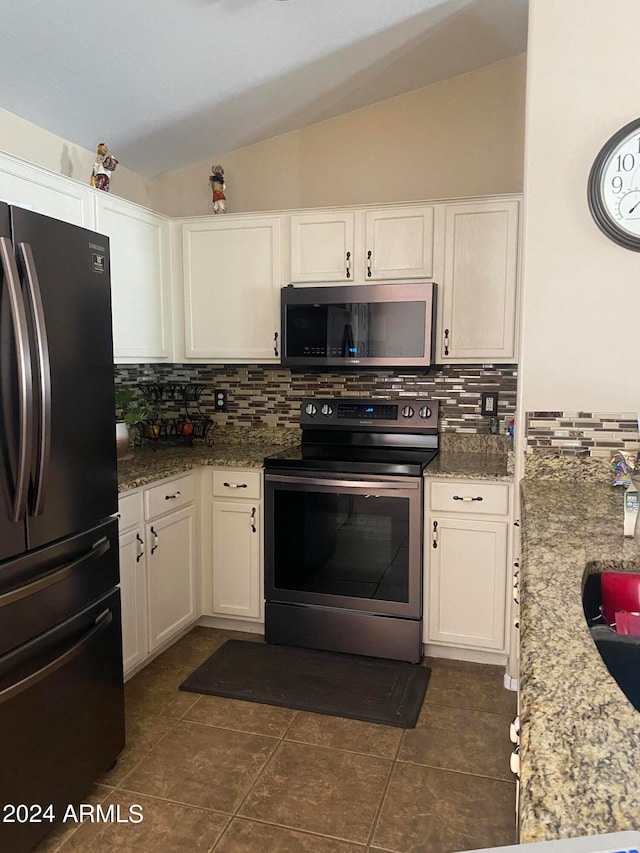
xmin=264 ymin=471 xmax=422 ymax=618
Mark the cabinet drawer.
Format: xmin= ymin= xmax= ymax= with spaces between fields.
xmin=118 ymin=491 xmax=142 ymax=531
xmin=144 ymin=474 xmax=195 ymax=520
xmin=430 ymin=481 xmax=509 ymax=516
xmin=212 ymin=469 xmax=262 ymax=500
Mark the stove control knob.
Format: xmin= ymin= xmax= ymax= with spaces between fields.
xmin=418 ymin=406 xmax=432 ymax=419
xmin=305 ymin=404 xmax=317 ymax=417
xmin=401 ymin=406 xmax=415 ymax=418
xmin=321 ymin=404 xmax=333 ymax=417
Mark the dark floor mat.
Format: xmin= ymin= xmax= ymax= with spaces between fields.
xmin=179 ymin=640 xmax=430 ymax=728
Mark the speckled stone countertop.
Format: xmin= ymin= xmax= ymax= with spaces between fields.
xmin=117 ymin=426 xmax=299 ymax=492
xmin=519 ymin=478 xmax=640 ymax=843
xmin=118 ymin=429 xmax=514 ymax=491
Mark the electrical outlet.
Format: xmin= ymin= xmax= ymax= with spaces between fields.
xmin=214 ymin=389 xmax=228 ymax=411
xmin=481 ymin=392 xmax=499 ymax=416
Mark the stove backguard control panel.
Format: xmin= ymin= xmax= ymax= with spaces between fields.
xmin=299 ymin=398 xmax=439 ymax=433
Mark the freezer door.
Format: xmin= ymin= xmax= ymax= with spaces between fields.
xmin=10 ymin=206 xmax=117 ymax=549
xmin=0 ymin=517 xmax=119 ymax=657
xmin=0 ymin=202 xmax=30 ymax=560
xmin=0 ymin=588 xmax=125 ymax=853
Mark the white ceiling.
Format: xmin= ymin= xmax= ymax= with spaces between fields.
xmin=0 ymin=0 xmax=528 ymax=179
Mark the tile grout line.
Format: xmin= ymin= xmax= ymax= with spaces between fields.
xmin=209 ymin=710 xmax=301 ymax=852
xmin=365 ymin=722 xmax=407 ymax=849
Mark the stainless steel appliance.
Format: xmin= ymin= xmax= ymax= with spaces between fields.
xmin=264 ymin=398 xmax=439 ymax=663
xmin=280 ymin=282 xmax=436 ymax=369
xmin=0 ymin=203 xmax=124 ymax=853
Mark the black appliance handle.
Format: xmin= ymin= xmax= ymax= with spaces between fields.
xmin=0 ymin=609 xmax=113 ymax=705
xmin=0 ymin=236 xmax=33 ymax=522
xmin=18 ymin=241 xmax=52 ymax=517
xmin=265 ymin=473 xmax=420 ymax=491
xmin=0 ymin=536 xmax=110 ymax=608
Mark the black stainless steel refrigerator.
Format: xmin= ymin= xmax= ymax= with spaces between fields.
xmin=0 ymin=203 xmax=125 ymax=853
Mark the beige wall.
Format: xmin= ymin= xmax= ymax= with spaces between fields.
xmin=518 ymin=0 xmax=640 ymax=412
xmin=151 ymin=55 xmax=526 ymax=218
xmin=0 ymin=108 xmax=152 ymax=208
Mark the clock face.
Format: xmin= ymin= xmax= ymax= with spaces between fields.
xmin=588 ymin=118 xmax=640 ymax=250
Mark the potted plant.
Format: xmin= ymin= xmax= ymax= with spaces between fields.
xmin=114 ymin=388 xmax=152 ymax=459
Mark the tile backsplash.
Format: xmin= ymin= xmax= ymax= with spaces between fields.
xmin=115 ymin=364 xmax=518 ymax=435
xmin=525 ymin=411 xmax=639 ymax=457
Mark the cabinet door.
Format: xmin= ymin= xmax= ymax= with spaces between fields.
xmin=441 ymin=200 xmax=519 ymax=362
xmin=364 ymin=206 xmax=435 ymax=280
xmin=427 ymin=516 xmax=507 ymax=651
xmin=183 ymin=217 xmax=281 ymax=360
xmin=146 ymin=506 xmax=196 ymax=651
xmin=95 ymin=196 xmax=172 ymax=362
xmin=119 ymin=527 xmax=148 ymax=676
xmin=211 ymin=500 xmax=261 ymax=619
xmin=290 ymin=211 xmax=356 ymax=283
xmin=0 ymin=153 xmax=94 ymax=228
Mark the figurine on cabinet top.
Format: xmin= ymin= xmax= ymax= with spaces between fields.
xmin=90 ymin=143 xmax=118 ymax=192
xmin=209 ymin=164 xmax=227 ymax=213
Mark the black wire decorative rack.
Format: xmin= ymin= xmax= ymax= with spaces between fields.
xmin=133 ymin=383 xmax=214 ymax=449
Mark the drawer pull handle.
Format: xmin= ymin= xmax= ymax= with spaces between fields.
xmin=165 ymin=491 xmax=181 ymax=500
xmin=223 ymin=482 xmax=247 ymax=489
xmin=452 ymin=495 xmax=483 ymax=502
xmin=432 ymin=520 xmax=438 ymax=548
xmin=250 ymin=507 xmax=257 ymax=533
xmin=150 ymin=526 xmax=159 ymax=555
xmin=345 ymin=251 xmax=351 ymax=279
xmin=444 ymin=328 xmax=450 ymax=356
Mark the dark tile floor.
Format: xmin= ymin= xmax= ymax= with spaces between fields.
xmin=36 ymin=627 xmax=517 ymax=853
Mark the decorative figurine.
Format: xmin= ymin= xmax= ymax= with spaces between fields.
xmin=90 ymin=143 xmax=118 ymax=192
xmin=209 ymin=164 xmax=227 ymax=213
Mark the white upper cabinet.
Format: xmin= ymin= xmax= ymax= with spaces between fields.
xmin=290 ymin=210 xmax=356 ymax=283
xmin=363 ymin=206 xmax=435 ymax=280
xmin=289 ymin=204 xmax=436 ymax=284
xmin=94 ymin=195 xmax=172 ymax=363
xmin=0 ymin=151 xmax=94 ymax=228
xmin=440 ymin=199 xmax=519 ymax=363
xmin=182 ymin=215 xmax=282 ymax=362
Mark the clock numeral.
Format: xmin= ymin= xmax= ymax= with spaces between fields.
xmin=616 ymin=153 xmax=635 ymax=172
xmin=611 ymin=176 xmax=623 ymax=193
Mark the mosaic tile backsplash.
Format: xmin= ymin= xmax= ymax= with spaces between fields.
xmin=114 ymin=364 xmax=518 ymax=435
xmin=525 ymin=411 xmax=639 ymax=457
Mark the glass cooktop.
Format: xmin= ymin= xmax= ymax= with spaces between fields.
xmin=264 ymin=444 xmax=439 ymax=477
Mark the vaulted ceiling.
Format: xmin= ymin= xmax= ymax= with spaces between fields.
xmin=0 ymin=0 xmax=528 ymax=178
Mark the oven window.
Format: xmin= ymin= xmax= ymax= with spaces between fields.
xmin=272 ymin=488 xmax=410 ymax=602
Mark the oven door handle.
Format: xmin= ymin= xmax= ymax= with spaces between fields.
xmin=265 ymin=473 xmax=419 ymax=490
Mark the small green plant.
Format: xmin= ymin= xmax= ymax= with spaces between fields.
xmin=115 ymin=388 xmax=152 ymax=426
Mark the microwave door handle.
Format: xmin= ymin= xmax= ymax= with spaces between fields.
xmin=17 ymin=242 xmax=51 ymax=517
xmin=0 ymin=237 xmax=33 ymax=522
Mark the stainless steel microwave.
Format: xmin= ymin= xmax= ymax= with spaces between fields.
xmin=280 ymin=282 xmax=436 ymax=369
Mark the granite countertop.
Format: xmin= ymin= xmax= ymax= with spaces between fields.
xmin=117 ymin=426 xmax=300 ymax=492
xmin=519 ymin=478 xmax=640 ymax=843
xmin=118 ymin=428 xmax=514 ymax=491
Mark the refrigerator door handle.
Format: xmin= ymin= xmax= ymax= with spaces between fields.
xmin=17 ymin=242 xmax=52 ymax=517
xmin=0 ymin=535 xmax=110 ymax=608
xmin=0 ymin=608 xmax=113 ymax=706
xmin=0 ymin=236 xmax=33 ymax=523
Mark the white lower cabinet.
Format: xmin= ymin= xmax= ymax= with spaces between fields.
xmin=425 ymin=479 xmax=511 ymax=655
xmin=118 ymin=472 xmax=197 ymax=678
xmin=205 ymin=468 xmax=263 ymax=622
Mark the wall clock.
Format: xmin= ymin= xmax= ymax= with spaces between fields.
xmin=587 ymin=117 xmax=640 ymax=250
